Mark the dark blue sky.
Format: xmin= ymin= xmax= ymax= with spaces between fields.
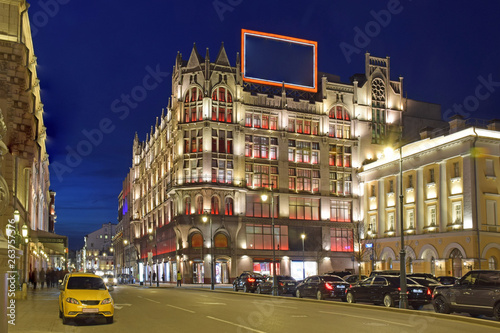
xmin=28 ymin=0 xmax=500 ymax=249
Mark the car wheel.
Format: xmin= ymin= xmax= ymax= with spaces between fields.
xmin=256 ymin=286 xmax=261 ymax=294
xmin=106 ymin=316 xmax=114 ymax=324
xmin=296 ymin=290 xmax=302 ymax=298
xmin=59 ymin=305 xmax=63 ymax=319
xmin=383 ymin=294 xmax=394 ymax=307
xmin=233 ymin=284 xmax=238 ymax=292
xmin=243 ymin=285 xmax=249 ymax=293
xmin=493 ymin=302 xmax=500 ymax=320
xmin=316 ymin=290 xmax=324 ymax=300
xmin=433 ymin=296 xmax=451 ymax=314
xmin=346 ymin=292 xmax=355 ymax=303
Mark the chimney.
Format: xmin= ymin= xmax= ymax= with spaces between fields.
xmin=419 ymin=127 xmax=434 ymax=139
xmin=449 ymin=114 xmax=466 ymax=133
xmin=487 ymin=119 xmax=500 ymax=131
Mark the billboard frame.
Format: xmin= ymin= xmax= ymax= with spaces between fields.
xmin=241 ymin=29 xmax=318 ymax=93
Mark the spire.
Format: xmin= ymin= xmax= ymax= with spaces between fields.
xmin=187 ymin=43 xmax=204 ymax=69
xmin=215 ymin=42 xmax=230 ymax=67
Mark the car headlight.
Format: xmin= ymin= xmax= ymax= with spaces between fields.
xmin=101 ymin=298 xmax=113 ymax=305
xmin=103 ymin=278 xmax=109 ymax=283
xmin=113 ymin=278 xmax=117 ymax=284
xmin=66 ymin=297 xmax=80 ymax=305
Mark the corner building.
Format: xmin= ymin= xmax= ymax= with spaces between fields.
xmin=125 ymin=44 xmax=440 ymax=284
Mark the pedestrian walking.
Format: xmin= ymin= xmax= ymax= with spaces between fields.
xmin=177 ymin=270 xmax=182 ymax=287
xmin=32 ymin=268 xmax=38 ymax=290
xmin=39 ymin=268 xmax=46 ymax=289
xmin=46 ymin=269 xmax=52 ymax=288
xmin=153 ymin=271 xmax=156 ymax=282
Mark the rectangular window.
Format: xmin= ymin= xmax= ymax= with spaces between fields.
xmin=428 ymin=205 xmax=437 ymax=226
xmin=330 ymin=228 xmax=353 ymax=252
xmin=246 ymin=224 xmax=288 ymax=250
xmin=486 ymin=159 xmax=495 ymax=177
xmin=330 ymin=201 xmax=352 ymax=222
xmin=452 ymin=202 xmax=462 ymax=224
xmin=407 ymin=209 xmax=415 ymax=229
xmin=453 ymin=162 xmax=460 ymax=178
xmin=486 ymin=200 xmax=497 ymax=226
xmin=430 ymin=169 xmax=435 ymax=183
xmin=289 ymin=197 xmax=320 ymax=220
xmin=389 ymin=180 xmax=394 ymax=193
xmin=408 ymin=175 xmax=413 ymax=188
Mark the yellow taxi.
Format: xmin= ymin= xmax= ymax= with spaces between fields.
xmin=58 ymin=272 xmax=114 ymax=324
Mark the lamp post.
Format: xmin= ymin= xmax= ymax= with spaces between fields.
xmin=399 ymin=145 xmax=408 ymax=309
xmin=367 ymin=226 xmax=375 ymax=272
xmin=21 ymin=224 xmax=28 ymax=298
xmin=202 ymin=215 xmax=214 ymax=290
xmin=301 ymin=233 xmax=306 ymax=280
xmin=148 ymin=228 xmax=159 ymax=287
xmin=261 ymin=184 xmax=277 ymax=296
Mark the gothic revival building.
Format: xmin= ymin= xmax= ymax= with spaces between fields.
xmin=119 ymin=43 xmax=441 ymax=284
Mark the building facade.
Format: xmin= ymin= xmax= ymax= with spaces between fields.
xmin=82 ymin=222 xmax=116 ymax=275
xmin=119 ymin=43 xmax=441 ymax=284
xmin=359 ymin=116 xmax=500 ymax=277
xmin=0 ymin=0 xmax=66 ymax=297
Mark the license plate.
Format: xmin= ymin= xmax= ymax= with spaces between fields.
xmin=287 ymin=283 xmax=295 ymax=286
xmin=337 ymin=285 xmax=345 ymax=288
xmin=82 ymin=308 xmax=99 ymax=313
xmin=413 ymin=289 xmax=423 ymax=293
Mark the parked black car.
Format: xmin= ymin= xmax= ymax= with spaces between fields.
xmin=233 ymin=272 xmax=266 ymax=293
xmin=436 ymin=276 xmax=459 ymax=285
xmin=409 ymin=276 xmax=442 ymax=293
xmin=256 ymin=275 xmax=297 ymax=295
xmin=346 ymin=275 xmax=432 ymax=309
xmin=369 ymin=270 xmax=400 ymax=277
xmin=433 ymin=270 xmax=500 ymax=320
xmin=343 ymin=274 xmax=368 ymax=283
xmin=295 ymin=275 xmax=349 ymax=300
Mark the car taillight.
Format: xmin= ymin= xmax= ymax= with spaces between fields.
xmin=325 ymin=283 xmax=333 ymax=290
xmin=279 ymin=282 xmax=283 ymax=286
xmin=427 ymin=288 xmax=432 ymax=296
xmin=349 ymin=284 xmax=352 ymax=288
xmin=247 ymin=278 xmax=255 ymax=282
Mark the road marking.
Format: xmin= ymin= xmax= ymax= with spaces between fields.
xmin=166 ymin=304 xmax=196 ymax=313
xmin=114 ymin=304 xmax=132 ymax=310
xmin=319 ymin=311 xmax=414 ymax=328
xmin=137 ymin=296 xmax=160 ymax=304
xmin=206 ymin=316 xmax=267 ymax=333
xmin=291 ymin=315 xmax=308 ymax=318
xmin=197 ymin=302 xmax=227 ymax=305
xmin=273 ymin=304 xmax=298 ymax=309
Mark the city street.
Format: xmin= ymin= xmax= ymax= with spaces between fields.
xmin=8 ymin=285 xmax=500 ymax=333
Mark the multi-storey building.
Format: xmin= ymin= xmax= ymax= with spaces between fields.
xmin=82 ymin=222 xmax=116 ymax=275
xmin=0 ymin=0 xmax=66 ymax=299
xmin=121 ymin=42 xmax=441 ymax=284
xmin=359 ymin=115 xmax=500 ymax=277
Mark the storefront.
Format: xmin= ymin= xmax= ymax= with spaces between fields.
xmin=290 ymin=261 xmax=317 ymax=280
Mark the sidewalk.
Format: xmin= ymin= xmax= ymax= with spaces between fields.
xmin=129 ymin=281 xmax=233 ymax=290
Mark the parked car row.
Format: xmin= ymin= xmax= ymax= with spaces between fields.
xmin=233 ymin=269 xmax=500 ymax=321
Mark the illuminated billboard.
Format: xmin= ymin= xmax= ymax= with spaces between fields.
xmin=241 ymin=29 xmax=318 ymax=93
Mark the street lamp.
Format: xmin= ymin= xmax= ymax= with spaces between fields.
xmin=261 ymin=185 xmax=277 ymax=296
xmin=148 ymin=227 xmax=159 ymax=287
xmin=301 ymin=233 xmax=306 ymax=280
xmin=398 ymin=145 xmax=408 ymax=309
xmin=202 ymin=215 xmax=214 ymax=290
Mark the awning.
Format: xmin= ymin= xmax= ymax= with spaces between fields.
xmin=30 ymin=229 xmax=67 ymax=255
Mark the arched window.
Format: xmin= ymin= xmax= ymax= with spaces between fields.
xmin=328 ymin=105 xmax=351 ymax=139
xmin=489 ymin=256 xmax=497 ymax=270
xmin=225 ymin=197 xmax=234 ymax=216
xmin=211 ymin=87 xmax=233 ymax=123
xmin=211 ymin=196 xmax=220 ymax=215
xmin=196 ymin=196 xmax=203 ymax=215
xmin=184 ymin=87 xmax=203 ymax=123
xmin=214 ymin=233 xmax=228 ymax=248
xmin=191 ymin=233 xmax=203 ymax=248
xmin=185 ymin=197 xmax=191 ymax=215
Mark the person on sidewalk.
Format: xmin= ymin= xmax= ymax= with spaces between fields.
xmin=39 ymin=268 xmax=46 ymax=289
xmin=32 ymin=268 xmax=38 ymax=290
xmin=177 ymin=270 xmax=182 ymax=287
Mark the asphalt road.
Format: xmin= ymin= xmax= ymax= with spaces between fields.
xmin=8 ymin=285 xmax=500 ymax=333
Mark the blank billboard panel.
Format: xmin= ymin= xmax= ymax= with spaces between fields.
xmin=241 ymin=30 xmax=317 ymax=92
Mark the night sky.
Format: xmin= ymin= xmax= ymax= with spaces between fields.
xmin=28 ymin=0 xmax=500 ymax=250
